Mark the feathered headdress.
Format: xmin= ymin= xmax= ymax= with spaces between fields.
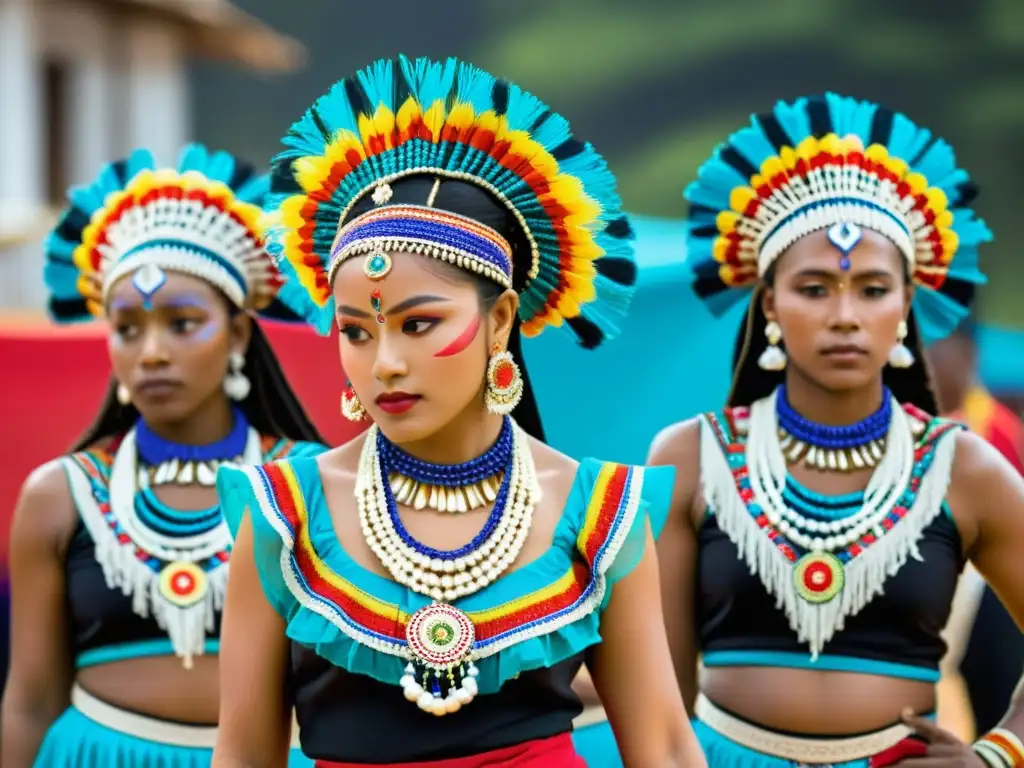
xmin=44 ymin=144 xmax=310 ymax=322
xmin=263 ymin=55 xmax=637 ymax=346
xmin=686 ymin=93 xmax=991 ymax=343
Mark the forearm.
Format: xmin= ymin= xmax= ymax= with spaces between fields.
xmin=0 ymin=706 xmax=56 ymax=768
xmin=972 ymin=673 xmax=1024 ymax=766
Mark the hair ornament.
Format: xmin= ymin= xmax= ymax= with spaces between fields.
xmin=686 ymin=93 xmax=991 ymax=344
xmin=44 ymin=144 xmax=314 ymax=324
xmin=263 ymin=55 xmax=637 ymax=348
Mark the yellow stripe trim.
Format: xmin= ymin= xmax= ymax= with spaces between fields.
xmin=278 ymin=462 xmax=407 ymax=623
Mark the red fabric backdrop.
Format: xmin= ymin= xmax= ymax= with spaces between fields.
xmin=0 ymin=319 xmax=365 ymax=565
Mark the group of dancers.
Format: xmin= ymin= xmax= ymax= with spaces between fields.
xmin=2 ymin=54 xmax=1024 ymax=768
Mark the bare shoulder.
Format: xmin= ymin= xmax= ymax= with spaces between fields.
xmin=947 ymin=428 xmax=1024 ymax=535
xmin=524 ymin=434 xmax=578 ymax=488
xmin=648 ymin=417 xmax=704 ymax=467
xmin=315 ymin=435 xmax=364 ymax=484
xmin=12 ymin=458 xmax=79 ymax=554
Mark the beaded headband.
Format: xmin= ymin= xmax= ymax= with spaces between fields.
xmin=329 ymin=204 xmax=514 ymax=289
xmin=263 ymin=55 xmax=638 ymax=347
xmin=687 ymin=93 xmax=991 ymax=344
xmin=44 ymin=144 xmax=311 ymax=323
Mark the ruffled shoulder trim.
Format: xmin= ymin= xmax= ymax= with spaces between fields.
xmin=216 ymin=456 xmax=673 ymax=693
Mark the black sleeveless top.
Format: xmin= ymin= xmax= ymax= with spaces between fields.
xmin=290 ymin=646 xmax=585 ymax=762
xmin=696 ymin=404 xmax=965 ymax=680
xmin=62 ymin=436 xmax=318 ymax=668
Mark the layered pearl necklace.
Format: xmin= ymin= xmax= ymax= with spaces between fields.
xmin=747 ymin=388 xmax=912 ymax=553
xmin=355 ymin=417 xmax=540 ymax=716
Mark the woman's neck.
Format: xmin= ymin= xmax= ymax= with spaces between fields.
xmin=140 ymin=395 xmax=237 ymax=446
xmin=782 ymin=369 xmax=885 ymax=426
xmin=394 ymin=408 xmax=505 ymax=466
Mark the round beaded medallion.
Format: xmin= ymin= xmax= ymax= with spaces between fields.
xmin=406 ymin=603 xmax=475 ymax=669
xmin=158 ymin=561 xmax=208 ymax=608
xmin=793 ymin=552 xmax=845 ymax=604
xmin=364 ymin=251 xmax=392 ymax=281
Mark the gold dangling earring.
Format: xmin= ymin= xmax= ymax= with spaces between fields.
xmin=888 ymin=319 xmax=915 ymax=368
xmin=117 ymin=383 xmax=131 ymax=405
xmin=484 ymin=345 xmax=523 ymax=416
xmin=758 ymin=319 xmax=788 ymax=371
xmin=340 ymin=380 xmax=366 ymax=421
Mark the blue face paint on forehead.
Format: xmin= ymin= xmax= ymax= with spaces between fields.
xmin=826 ymin=222 xmax=863 ymax=272
xmin=131 ymin=264 xmax=167 ymax=310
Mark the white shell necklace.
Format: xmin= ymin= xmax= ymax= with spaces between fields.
xmin=354 ymin=420 xmax=540 ymax=716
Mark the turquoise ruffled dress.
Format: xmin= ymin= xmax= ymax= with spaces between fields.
xmin=216 ymin=455 xmax=674 ymax=764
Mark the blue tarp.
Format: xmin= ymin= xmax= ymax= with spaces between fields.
xmin=525 ymin=215 xmax=1024 ymax=465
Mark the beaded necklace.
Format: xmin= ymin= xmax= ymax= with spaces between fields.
xmin=355 ymin=417 xmax=540 ymax=716
xmin=135 ymin=407 xmax=250 ymax=486
xmin=63 ymin=414 xmax=263 ymax=667
xmin=776 ymin=385 xmax=892 ymax=472
xmin=380 ymin=417 xmax=512 ymax=513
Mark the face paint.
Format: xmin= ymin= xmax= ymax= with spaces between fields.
xmin=131 ymin=264 xmax=167 ymax=310
xmin=371 ymin=289 xmax=385 ymax=324
xmin=434 ymin=314 xmax=482 ymax=358
xmin=826 ymin=222 xmax=863 ymax=272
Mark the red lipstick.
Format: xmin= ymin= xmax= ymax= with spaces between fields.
xmin=375 ymin=391 xmax=422 ymax=415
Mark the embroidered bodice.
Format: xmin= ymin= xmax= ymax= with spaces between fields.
xmin=63 ymin=435 xmax=326 ymax=669
xmin=696 ymin=402 xmax=965 ymax=679
xmin=216 ymin=455 xmax=673 ymax=763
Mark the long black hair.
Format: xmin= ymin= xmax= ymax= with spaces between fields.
xmin=727 ymin=284 xmax=938 ymax=414
xmin=345 ymin=176 xmax=546 ymax=441
xmin=71 ymin=320 xmax=326 ymax=452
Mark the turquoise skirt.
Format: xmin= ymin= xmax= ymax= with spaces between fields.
xmin=572 ymin=716 xmax=623 ymax=768
xmin=34 ymin=688 xmax=313 ymax=768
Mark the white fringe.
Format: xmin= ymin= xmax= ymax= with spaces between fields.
xmin=62 ymin=427 xmax=262 ymax=668
xmin=699 ymin=413 xmax=957 ymax=659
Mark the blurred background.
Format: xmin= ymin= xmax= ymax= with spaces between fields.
xmin=1 ymin=0 xmax=1023 ymax=738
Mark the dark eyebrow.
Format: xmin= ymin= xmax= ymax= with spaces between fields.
xmin=792 ymin=268 xmax=895 ymax=281
xmin=386 ymin=295 xmax=451 ymax=314
xmin=336 ymin=305 xmax=372 ymax=319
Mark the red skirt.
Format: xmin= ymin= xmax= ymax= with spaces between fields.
xmin=314 ymin=733 xmax=585 ymax=768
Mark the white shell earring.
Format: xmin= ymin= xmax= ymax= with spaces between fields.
xmin=888 ymin=320 xmax=915 ymax=368
xmin=758 ymin=320 xmax=788 ymax=371
xmin=223 ymin=352 xmax=251 ymax=401
xmin=117 ymin=383 xmax=131 ymax=405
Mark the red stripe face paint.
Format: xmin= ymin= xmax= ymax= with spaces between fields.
xmin=434 ymin=314 xmax=481 ymax=357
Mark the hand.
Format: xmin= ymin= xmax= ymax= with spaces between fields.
xmin=889 ymin=711 xmax=988 ymax=767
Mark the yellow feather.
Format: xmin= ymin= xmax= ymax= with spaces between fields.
xmin=904 ymin=173 xmax=927 ymax=196
xmin=759 ymin=156 xmax=785 ymax=179
xmin=934 ymin=210 xmax=954 ymax=229
xmin=395 ymin=97 xmax=421 ymax=134
xmin=780 ymin=146 xmax=798 ymax=170
xmin=796 ymin=136 xmax=820 ymax=161
xmin=717 ymin=210 xmax=740 ymax=234
xmin=422 ymin=100 xmax=446 ymax=141
xmin=713 ymin=236 xmax=731 ymax=263
xmin=864 ymin=144 xmax=890 ymax=163
xmin=729 ymin=186 xmax=757 ymax=213
xmin=924 ymin=188 xmax=949 ymax=211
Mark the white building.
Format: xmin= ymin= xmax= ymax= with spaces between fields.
xmin=0 ymin=0 xmax=302 ymax=311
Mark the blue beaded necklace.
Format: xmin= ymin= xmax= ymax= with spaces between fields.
xmin=375 ymin=419 xmax=515 ymax=560
xmin=136 ymin=407 xmax=250 ymax=486
xmin=776 ymin=385 xmax=893 ymax=472
xmin=380 ymin=416 xmax=513 ymax=513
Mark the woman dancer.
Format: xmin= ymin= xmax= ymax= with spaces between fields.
xmin=212 ymin=55 xmax=702 ymax=768
xmin=1 ymin=145 xmax=326 ymax=767
xmin=651 ymin=94 xmax=1024 ymax=766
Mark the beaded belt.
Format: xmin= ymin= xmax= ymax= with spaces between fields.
xmin=695 ymin=693 xmax=915 ymax=764
xmin=71 ymin=684 xmax=303 ymax=749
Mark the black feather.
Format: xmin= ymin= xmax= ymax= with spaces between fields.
xmin=566 ymin=316 xmax=604 ymax=350
xmin=596 ymin=257 xmax=637 ymax=286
